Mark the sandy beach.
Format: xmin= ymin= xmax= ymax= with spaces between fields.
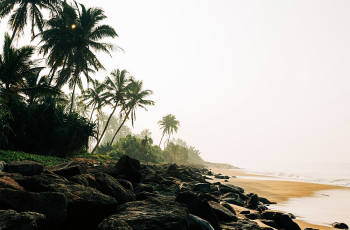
xmin=209 ymin=167 xmax=349 ymax=230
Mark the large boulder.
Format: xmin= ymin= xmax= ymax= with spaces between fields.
xmin=175 ymin=191 xmax=220 ymax=230
xmin=208 ymin=200 xmax=237 ymax=222
xmin=189 ymin=214 xmax=215 ymax=230
xmin=5 ymin=161 xmax=43 ymax=176
xmin=244 ymin=193 xmax=259 ymax=210
xmin=50 ymin=162 xmax=87 ymax=179
xmin=0 ymin=209 xmax=46 ymax=230
xmin=0 ymin=176 xmax=24 ymax=190
xmin=98 ymin=218 xmax=133 ymax=230
xmin=115 ymin=155 xmax=141 ymax=183
xmin=0 ymin=189 xmax=67 ymax=229
xmin=49 ymin=183 xmax=118 ymax=229
xmin=15 ymin=173 xmax=69 ymax=192
xmin=261 ymin=211 xmax=300 ymax=230
xmin=332 ymin=222 xmax=349 ymax=229
xmin=100 ymin=199 xmax=189 ymax=230
xmin=70 ymin=173 xmax=135 ymax=204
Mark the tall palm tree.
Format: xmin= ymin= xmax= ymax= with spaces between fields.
xmin=0 ymin=33 xmax=42 ymax=104
xmin=79 ymin=79 xmax=105 ymax=121
xmin=0 ymin=0 xmax=60 ymax=41
xmin=108 ymin=79 xmax=154 ymax=146
xmin=91 ymin=69 xmax=131 ymax=154
xmin=158 ymin=114 xmax=180 ymax=147
xmin=39 ymin=1 xmax=118 ymax=113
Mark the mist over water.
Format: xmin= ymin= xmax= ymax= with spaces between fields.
xmin=235 ymin=161 xmax=350 ymax=187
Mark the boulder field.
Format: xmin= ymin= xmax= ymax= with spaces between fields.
xmin=0 ymin=155 xmax=330 ymax=230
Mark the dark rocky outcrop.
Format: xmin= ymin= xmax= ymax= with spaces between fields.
xmin=98 ymin=218 xmax=133 ymax=230
xmin=71 ymin=173 xmax=135 ymax=204
xmin=332 ymin=222 xmax=349 ymax=229
xmin=175 ymin=191 xmax=221 ymax=230
xmin=244 ymin=193 xmax=259 ymax=210
xmin=208 ymin=200 xmax=237 ymax=222
xmin=189 ymin=214 xmax=215 ymax=230
xmin=48 ymin=183 xmax=118 ymax=229
xmin=0 ymin=209 xmax=46 ymax=230
xmin=100 ymin=199 xmax=189 ymax=230
xmin=50 ymin=162 xmax=87 ymax=179
xmin=0 ymin=176 xmax=24 ymax=190
xmin=115 ymin=155 xmax=141 ymax=183
xmin=0 ymin=189 xmax=67 ymax=229
xmin=261 ymin=211 xmax=301 ymax=230
xmin=5 ymin=161 xmax=43 ymax=176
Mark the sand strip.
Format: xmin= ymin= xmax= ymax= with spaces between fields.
xmin=209 ymin=168 xmax=344 ymax=230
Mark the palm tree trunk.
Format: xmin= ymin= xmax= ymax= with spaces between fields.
xmin=91 ymin=105 xmax=118 ymax=154
xmin=159 ymin=132 xmax=165 ymax=147
xmin=108 ymin=109 xmax=131 ymax=146
xmin=89 ymin=103 xmax=97 ymax=122
xmin=48 ymin=66 xmax=57 ymax=86
xmin=69 ymin=81 xmax=77 ymax=114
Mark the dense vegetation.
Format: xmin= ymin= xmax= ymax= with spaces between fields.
xmin=0 ymin=0 xmax=204 ymax=165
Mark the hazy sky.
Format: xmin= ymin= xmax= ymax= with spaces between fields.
xmin=2 ymin=0 xmax=350 ymax=167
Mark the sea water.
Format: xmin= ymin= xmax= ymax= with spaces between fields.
xmin=240 ymin=162 xmax=350 ymax=187
xmin=236 ymin=162 xmax=350 ymax=226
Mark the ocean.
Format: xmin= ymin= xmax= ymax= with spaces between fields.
xmin=236 ymin=162 xmax=350 ymax=226
xmin=239 ymin=162 xmax=350 ymax=187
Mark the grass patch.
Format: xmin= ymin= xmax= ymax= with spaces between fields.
xmin=0 ymin=150 xmax=67 ymax=166
xmin=74 ymin=151 xmax=116 ymax=164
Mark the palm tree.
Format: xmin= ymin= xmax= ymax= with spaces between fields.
xmin=39 ymin=2 xmax=118 ymax=113
xmin=158 ymin=114 xmax=180 ymax=147
xmin=79 ymin=79 xmax=105 ymax=121
xmin=108 ymin=79 xmax=155 ymax=146
xmin=0 ymin=33 xmax=42 ymax=104
xmin=91 ymin=69 xmax=131 ymax=154
xmin=0 ymin=0 xmax=60 ymax=41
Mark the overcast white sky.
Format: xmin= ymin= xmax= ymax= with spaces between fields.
xmin=2 ymin=0 xmax=350 ymax=167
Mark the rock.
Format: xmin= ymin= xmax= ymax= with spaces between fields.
xmin=71 ymin=173 xmax=135 ymax=204
xmin=15 ymin=173 xmax=69 ymax=192
xmin=214 ymin=175 xmax=229 ymax=179
xmin=49 ymin=183 xmax=118 ymax=229
xmin=208 ymin=200 xmax=238 ymax=222
xmin=51 ymin=161 xmax=87 ymax=179
xmin=0 ymin=189 xmax=67 ymax=229
xmin=332 ymin=222 xmax=349 ymax=229
xmin=115 ymin=155 xmax=141 ymax=183
xmin=222 ymin=219 xmax=261 ymax=230
xmin=0 ymin=209 xmax=46 ymax=230
xmin=116 ymin=179 xmax=134 ymax=191
xmin=5 ymin=161 xmax=43 ymax=176
xmin=240 ymin=210 xmax=250 ymax=214
xmin=219 ymin=201 xmax=236 ymax=215
xmin=245 ymin=213 xmax=260 ymax=220
xmin=0 ymin=161 xmax=5 ymax=172
xmin=261 ymin=211 xmax=300 ymax=230
xmin=0 ymin=176 xmax=24 ymax=190
xmin=244 ymin=193 xmax=259 ymax=210
xmin=219 ymin=184 xmax=244 ymax=194
xmin=189 ymin=214 xmax=215 ymax=230
xmin=194 ymin=183 xmax=211 ymax=193
xmin=98 ymin=218 xmax=133 ymax=230
xmin=259 ymin=197 xmax=276 ymax=205
xmin=260 ymin=219 xmax=277 ymax=228
xmin=167 ymin=164 xmax=183 ymax=179
xmin=101 ymin=199 xmax=189 ymax=230
xmin=175 ymin=191 xmax=220 ymax=230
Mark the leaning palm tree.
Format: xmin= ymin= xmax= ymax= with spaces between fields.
xmin=91 ymin=69 xmax=131 ymax=154
xmin=79 ymin=79 xmax=105 ymax=121
xmin=0 ymin=0 xmax=61 ymax=41
xmin=108 ymin=79 xmax=155 ymax=146
xmin=39 ymin=2 xmax=118 ymax=113
xmin=158 ymin=114 xmax=180 ymax=147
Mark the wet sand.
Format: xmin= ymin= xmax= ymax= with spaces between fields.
xmin=209 ymin=168 xmax=347 ymax=230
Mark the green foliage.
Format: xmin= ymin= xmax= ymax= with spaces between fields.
xmin=0 ymin=150 xmax=67 ymax=166
xmin=158 ymin=114 xmax=180 ymax=147
xmin=3 ymin=98 xmax=95 ymax=157
xmin=97 ymin=134 xmax=164 ymax=164
xmin=74 ymin=150 xmax=114 ymax=163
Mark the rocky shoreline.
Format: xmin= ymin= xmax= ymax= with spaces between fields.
xmin=0 ymin=156 xmax=348 ymax=230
